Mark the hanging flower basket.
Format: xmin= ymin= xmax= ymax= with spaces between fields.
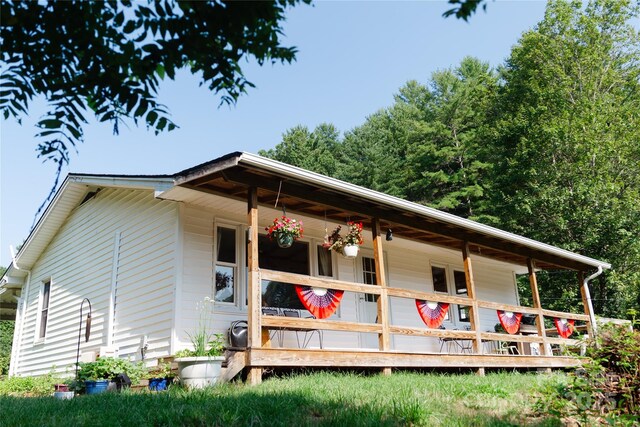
xmin=325 ymin=222 xmax=363 ymax=258
xmin=265 ymin=216 xmax=303 ymax=248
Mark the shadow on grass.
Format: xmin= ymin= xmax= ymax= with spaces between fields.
xmin=0 ymin=371 xmax=567 ymax=427
xmin=0 ymin=388 xmax=431 ymax=427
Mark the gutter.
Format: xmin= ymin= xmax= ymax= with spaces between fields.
xmin=8 ymin=245 xmax=31 ymax=377
xmin=583 ymin=266 xmax=603 ymax=337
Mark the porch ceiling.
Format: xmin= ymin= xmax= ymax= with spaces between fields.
xmin=174 ymin=153 xmax=610 ymax=272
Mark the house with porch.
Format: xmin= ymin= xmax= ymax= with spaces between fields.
xmin=0 ymin=152 xmax=612 ymax=382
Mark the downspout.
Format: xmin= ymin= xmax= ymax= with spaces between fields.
xmin=583 ymin=266 xmax=603 ymax=337
xmin=9 ymin=245 xmax=32 ymax=376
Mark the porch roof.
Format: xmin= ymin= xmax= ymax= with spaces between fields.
xmin=173 ymin=152 xmax=611 ymax=272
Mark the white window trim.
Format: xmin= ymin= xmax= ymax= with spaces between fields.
xmin=213 ymin=220 xmax=244 ymax=313
xmin=33 ymin=278 xmax=52 ymax=344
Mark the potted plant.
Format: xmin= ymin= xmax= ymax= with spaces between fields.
xmin=78 ymin=356 xmax=145 ymax=394
xmin=265 ymin=215 xmax=303 ymax=248
xmin=174 ymin=297 xmax=225 ymax=389
xmin=147 ymin=360 xmax=175 ymax=391
xmin=325 ymin=221 xmax=363 ymax=258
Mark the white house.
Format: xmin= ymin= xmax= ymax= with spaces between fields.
xmin=0 ymin=152 xmax=611 ymax=379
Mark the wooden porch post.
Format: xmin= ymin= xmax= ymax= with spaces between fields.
xmin=247 ymin=187 xmax=262 ymax=385
xmin=527 ymin=259 xmax=548 ymax=357
xmin=372 ymin=218 xmax=391 ymax=376
xmin=578 ymin=271 xmax=594 ymax=338
xmin=462 ymin=241 xmax=484 ymax=376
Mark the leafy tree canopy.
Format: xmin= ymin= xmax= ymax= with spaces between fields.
xmin=1 ymin=0 xmax=307 ymax=201
xmin=262 ymin=0 xmax=640 ymax=318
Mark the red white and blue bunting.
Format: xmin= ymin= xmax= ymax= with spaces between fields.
xmin=295 ymin=285 xmax=344 ymax=319
xmin=415 ymin=300 xmax=450 ymax=329
xmin=554 ymin=318 xmax=575 ymax=339
xmin=497 ymin=310 xmax=523 ymax=335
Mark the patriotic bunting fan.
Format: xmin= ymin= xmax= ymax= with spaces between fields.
xmin=415 ymin=300 xmax=449 ymax=329
xmin=295 ymin=285 xmax=344 ymax=319
xmin=497 ymin=310 xmax=523 ymax=335
xmin=554 ymin=318 xmax=575 ymax=339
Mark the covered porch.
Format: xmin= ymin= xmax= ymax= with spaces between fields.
xmin=172 ymin=153 xmax=610 ymax=384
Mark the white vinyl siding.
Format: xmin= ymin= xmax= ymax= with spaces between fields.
xmin=13 ymin=188 xmax=178 ymax=377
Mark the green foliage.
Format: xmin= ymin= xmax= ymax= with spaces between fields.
xmin=175 ymin=334 xmax=224 ymax=358
xmin=536 ymin=324 xmax=640 ymax=424
xmin=0 ymin=321 xmax=14 ymax=376
xmin=1 ymin=0 xmax=309 ymax=211
xmin=0 ymin=373 xmax=62 ymax=397
xmin=176 ymin=297 xmax=224 ymax=358
xmin=492 ymin=0 xmax=640 ymax=317
xmin=262 ymin=0 xmax=640 ymax=320
xmin=77 ymin=357 xmax=146 ymax=385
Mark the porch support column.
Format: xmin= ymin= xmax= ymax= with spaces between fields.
xmin=372 ymin=218 xmax=391 ymax=376
xmin=462 ymin=241 xmax=484 ymax=376
xmin=247 ymin=187 xmax=262 ymax=385
xmin=578 ymin=271 xmax=594 ymax=339
xmin=527 ymin=259 xmax=549 ymax=357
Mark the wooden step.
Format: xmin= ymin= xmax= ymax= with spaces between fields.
xmin=219 ymin=350 xmax=246 ymax=382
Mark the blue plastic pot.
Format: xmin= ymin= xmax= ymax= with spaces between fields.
xmin=85 ymin=380 xmax=109 ymax=395
xmin=148 ymin=377 xmax=173 ymax=391
xmin=148 ymin=378 xmax=167 ymax=391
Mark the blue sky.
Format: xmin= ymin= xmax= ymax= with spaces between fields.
xmin=0 ymin=1 xmax=548 ymax=267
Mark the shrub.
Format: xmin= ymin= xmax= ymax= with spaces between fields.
xmin=0 ymin=373 xmax=62 ymax=397
xmin=78 ymin=357 xmax=146 ymax=385
xmin=536 ymin=324 xmax=640 ymax=424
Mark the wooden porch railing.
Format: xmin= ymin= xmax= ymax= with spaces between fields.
xmin=258 ymin=269 xmax=585 ymax=348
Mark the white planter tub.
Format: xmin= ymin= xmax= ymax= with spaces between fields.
xmin=175 ymin=356 xmax=224 ymax=389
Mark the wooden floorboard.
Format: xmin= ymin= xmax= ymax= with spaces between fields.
xmin=247 ymin=348 xmax=584 ymax=369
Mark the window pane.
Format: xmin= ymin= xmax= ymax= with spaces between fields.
xmin=432 ymin=267 xmax=448 ymax=293
xmin=42 ymin=282 xmax=51 ymax=309
xmin=258 ymin=236 xmax=309 ymax=275
xmin=40 ymin=310 xmax=48 ymax=338
xmin=216 ymin=227 xmax=236 ymax=264
xmin=262 ymin=280 xmax=305 ymax=310
xmin=317 ymin=245 xmax=333 ymax=277
xmin=215 ymin=265 xmax=235 ymax=303
xmin=258 ymin=235 xmax=309 ymax=309
xmin=40 ymin=281 xmax=51 ymax=338
xmin=458 ymin=305 xmax=470 ymax=322
xmin=362 ymin=257 xmax=376 ymax=285
xmin=454 ymin=270 xmax=467 ymax=294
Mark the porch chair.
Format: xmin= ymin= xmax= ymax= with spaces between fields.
xmin=281 ymin=308 xmax=323 ymax=349
xmin=261 ymin=307 xmax=284 ymax=346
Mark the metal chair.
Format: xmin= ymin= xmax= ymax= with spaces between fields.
xmin=261 ymin=307 xmax=284 ymax=346
xmin=281 ymin=308 xmax=323 ymax=349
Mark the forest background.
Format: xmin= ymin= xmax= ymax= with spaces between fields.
xmin=260 ymin=1 xmax=640 ymax=319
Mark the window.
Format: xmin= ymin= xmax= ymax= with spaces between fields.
xmin=432 ymin=266 xmax=448 ymax=293
xmin=454 ymin=270 xmax=470 ymax=322
xmin=431 ymin=265 xmax=450 ymax=321
xmin=260 ymin=235 xmax=309 ymax=309
xmin=317 ymin=245 xmax=333 ymax=277
xmin=214 ymin=226 xmax=237 ymax=304
xmin=361 ymin=256 xmax=378 ymax=302
xmin=39 ymin=280 xmax=51 ymax=339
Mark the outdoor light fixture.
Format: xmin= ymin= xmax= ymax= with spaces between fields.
xmin=386 ymin=229 xmax=393 ymax=241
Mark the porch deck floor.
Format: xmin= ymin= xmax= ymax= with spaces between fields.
xmin=246 ymin=347 xmax=584 ymax=369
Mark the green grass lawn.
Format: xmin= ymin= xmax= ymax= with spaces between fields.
xmin=0 ymin=371 xmax=566 ymax=426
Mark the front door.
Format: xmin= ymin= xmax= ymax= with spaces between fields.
xmin=357 ymin=254 xmax=380 ymax=348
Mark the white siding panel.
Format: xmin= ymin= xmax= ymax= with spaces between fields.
xmin=176 ymin=196 xmax=524 ymax=355
xmin=14 ymin=189 xmax=178 ymax=376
